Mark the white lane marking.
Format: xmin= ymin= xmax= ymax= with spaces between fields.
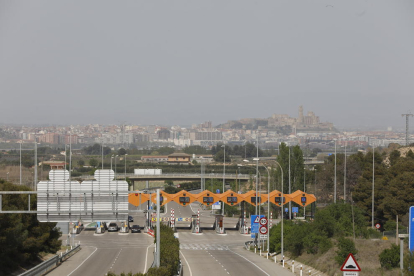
xmin=180 ymin=250 xmax=193 ymax=276
xmin=67 ymin=246 xmax=97 ymax=276
xmin=144 ymin=243 xmax=154 ymax=273
xmin=227 ymin=249 xmax=270 ymax=276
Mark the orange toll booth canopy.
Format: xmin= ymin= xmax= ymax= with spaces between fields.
xmin=195 ymin=190 xmax=221 ymax=207
xmin=128 ymin=191 xmax=150 ymax=206
xmin=171 ymin=190 xmax=197 ymax=206
xmin=220 ymin=190 xmax=243 ymax=206
xmin=290 ymin=190 xmax=316 ymax=207
xmin=150 ymin=191 xmax=173 ymax=206
xmin=268 ymin=190 xmax=292 ymax=206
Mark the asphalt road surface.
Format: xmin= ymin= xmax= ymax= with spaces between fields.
xmin=48 ymin=192 xmax=293 ymax=276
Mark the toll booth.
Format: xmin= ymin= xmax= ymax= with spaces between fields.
xmin=72 ymin=221 xmax=83 ymax=234
xmin=191 ymin=214 xmax=201 ymax=233
xmin=120 ymin=221 xmax=129 ymax=233
xmin=95 ymin=221 xmax=106 ymax=234
xmin=215 ymin=214 xmax=225 ymax=234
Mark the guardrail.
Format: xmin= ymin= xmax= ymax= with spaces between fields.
xmin=19 ymin=245 xmax=81 ymax=276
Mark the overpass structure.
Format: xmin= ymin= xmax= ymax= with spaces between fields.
xmin=80 ymin=173 xmax=252 ymax=182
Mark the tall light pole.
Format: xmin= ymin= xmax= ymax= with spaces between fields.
xmin=124 ymin=154 xmax=128 ymax=180
xmin=7 ymin=172 xmax=9 ymax=181
xmin=110 ymin=155 xmax=114 ymax=171
xmin=372 ymin=145 xmax=375 ymax=228
xmin=101 ymin=137 xmax=104 ymax=170
xmin=19 ymin=141 xmax=22 ymax=185
xmin=334 ymin=139 xmax=337 ymax=204
xmin=256 ymin=135 xmax=259 ymax=216
xmin=288 ymin=145 xmax=291 ymax=219
xmin=344 ymin=142 xmax=347 ymax=202
xmin=115 ymin=155 xmax=119 ymax=179
xmin=222 ymin=145 xmax=226 ymax=216
xmin=34 ymin=137 xmax=38 ymax=189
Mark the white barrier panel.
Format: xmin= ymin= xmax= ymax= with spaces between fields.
xmin=37 ymin=170 xmax=128 ymax=222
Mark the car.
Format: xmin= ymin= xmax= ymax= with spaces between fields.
xmin=130 ymin=225 xmax=141 ymax=233
xmin=108 ymin=222 xmax=119 ymax=232
xmin=128 ymin=215 xmax=134 ymax=222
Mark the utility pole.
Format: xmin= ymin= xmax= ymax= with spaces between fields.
xmin=401 ymin=113 xmax=413 ymax=146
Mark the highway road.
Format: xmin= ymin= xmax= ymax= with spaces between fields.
xmin=48 ymin=208 xmax=153 ymax=276
xmin=47 ymin=191 xmax=293 ymax=276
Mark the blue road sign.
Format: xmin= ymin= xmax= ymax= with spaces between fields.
xmin=328 ymin=153 xmax=332 ymax=156
xmin=292 ymin=207 xmax=299 ymax=213
xmin=216 ymin=189 xmax=220 ymax=194
xmin=284 ymin=208 xmax=288 ymax=213
xmin=178 ymin=218 xmax=183 ymax=222
xmin=410 ymin=206 xmax=414 ymax=252
xmin=251 ymin=234 xmax=256 ymax=238
xmin=251 ymin=215 xmax=264 ymax=233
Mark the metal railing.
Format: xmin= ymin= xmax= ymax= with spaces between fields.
xmin=19 ymin=245 xmax=81 ymax=276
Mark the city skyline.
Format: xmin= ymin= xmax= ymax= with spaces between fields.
xmin=1 ymin=1 xmax=414 ymax=128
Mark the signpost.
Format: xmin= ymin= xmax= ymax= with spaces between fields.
xmin=410 ymin=206 xmax=414 ymax=252
xmin=340 ymin=253 xmax=361 ymax=276
xmin=375 ymin=223 xmax=381 ymax=230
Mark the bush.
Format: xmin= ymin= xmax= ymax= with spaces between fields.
xmin=335 ymin=237 xmax=357 ymax=265
xmin=379 ymin=244 xmax=400 ymax=269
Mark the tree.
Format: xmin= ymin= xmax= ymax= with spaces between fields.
xmin=0 ymin=180 xmax=62 ymax=273
xmin=335 ymin=237 xmax=357 ymax=265
xmin=213 ymin=150 xmax=231 ymax=162
xmin=118 ymin=148 xmax=127 ymax=156
xmin=78 ymin=159 xmax=85 ymax=167
xmin=89 ymin=158 xmax=98 ymax=167
xmin=276 ymin=143 xmax=304 ymax=192
xmin=83 ymin=144 xmax=111 ymax=155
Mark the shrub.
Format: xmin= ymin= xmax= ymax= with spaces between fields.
xmin=379 ymin=244 xmax=400 ymax=269
xmin=335 ymin=237 xmax=358 ymax=265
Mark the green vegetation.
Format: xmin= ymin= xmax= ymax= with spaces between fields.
xmin=379 ymin=244 xmax=400 ymax=269
xmin=335 ymin=237 xmax=357 ymax=265
xmin=269 ymin=203 xmax=369 ymax=258
xmin=0 ymin=180 xmax=62 ymax=274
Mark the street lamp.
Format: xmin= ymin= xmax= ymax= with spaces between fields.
xmin=334 ymin=139 xmax=337 ymax=204
xmin=344 ymin=142 xmax=347 ymax=202
xmin=124 ymin=154 xmax=128 ymax=180
xmin=221 ymin=144 xmax=226 ymax=216
xmin=211 ymin=169 xmax=214 ymax=192
xmin=20 ymin=141 xmax=22 ymax=185
xmin=110 ymin=155 xmax=114 ymax=171
xmin=372 ymin=145 xmax=375 ymax=228
xmin=115 ymin=155 xmax=119 ymax=179
xmin=6 ymin=172 xmax=9 ymax=181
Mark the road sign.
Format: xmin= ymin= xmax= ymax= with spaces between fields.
xmin=343 ymin=272 xmax=359 ymax=276
xmin=284 ymin=208 xmax=288 ymax=213
xmin=212 ymin=201 xmax=221 ymax=210
xmin=375 ymin=223 xmax=381 ymax=229
xmin=260 ymin=234 xmax=268 ymax=239
xmin=259 ymin=217 xmax=268 ymax=226
xmin=251 ymin=215 xmax=264 ymax=233
xmin=340 ymin=253 xmax=361 ymax=272
xmin=259 ymin=225 xmax=268 ymax=235
xmin=410 ymin=206 xmax=414 ymax=252
xmin=216 ymin=189 xmax=220 ymax=194
xmin=292 ymin=207 xmax=299 ymax=213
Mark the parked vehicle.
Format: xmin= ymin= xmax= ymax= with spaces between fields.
xmin=128 ymin=215 xmax=134 ymax=222
xmin=130 ymin=225 xmax=141 ymax=233
xmin=108 ymin=222 xmax=119 ymax=232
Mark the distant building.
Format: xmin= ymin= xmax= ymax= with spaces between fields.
xmin=141 ymin=156 xmax=168 ymax=163
xmin=157 ymin=129 xmax=171 ymax=140
xmin=167 ymin=153 xmax=191 ymax=164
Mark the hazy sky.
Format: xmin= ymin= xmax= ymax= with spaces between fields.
xmin=1 ymin=0 xmax=414 ymax=129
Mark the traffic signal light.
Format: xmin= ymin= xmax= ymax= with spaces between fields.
xmin=301 ymin=194 xmax=306 ymax=206
xmin=179 ymin=196 xmax=190 ymax=205
xmin=203 ymin=196 xmax=214 ymax=205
